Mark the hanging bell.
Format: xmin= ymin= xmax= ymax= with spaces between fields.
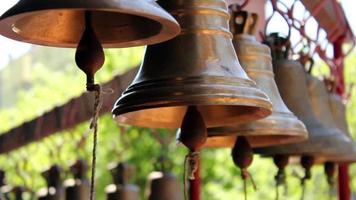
xmin=12 ymin=186 xmax=25 ymax=200
xmin=105 ymin=162 xmax=140 ymax=200
xmin=0 ymin=170 xmax=10 ymax=199
xmin=37 ymin=165 xmax=65 ymax=200
xmin=328 ymin=93 xmax=356 ymax=163
xmin=147 ymin=156 xmax=183 ymax=200
xmin=147 ymin=173 xmax=183 ymax=200
xmin=65 ymin=160 xmax=90 ymax=200
xmin=306 ymin=75 xmax=354 ymax=163
xmin=254 ymin=34 xmax=349 ymax=163
xmin=205 ymin=9 xmax=308 ymax=148
xmin=112 ymin=0 xmax=272 ymax=129
xmin=0 ymin=0 xmax=181 ymax=48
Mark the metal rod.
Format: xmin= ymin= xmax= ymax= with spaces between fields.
xmin=189 ymin=158 xmax=201 ymax=200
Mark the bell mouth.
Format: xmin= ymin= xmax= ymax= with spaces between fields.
xmin=113 ymin=76 xmax=272 ymax=128
xmin=0 ymin=2 xmax=180 ymax=48
xmin=254 ymin=126 xmax=351 ymax=158
xmin=205 ymin=111 xmax=309 ymax=148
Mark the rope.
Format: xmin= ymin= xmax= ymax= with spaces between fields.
xmin=88 ymin=84 xmax=103 ymax=200
xmin=241 ymin=169 xmax=257 ymax=200
xmin=276 ymin=181 xmax=279 ymax=200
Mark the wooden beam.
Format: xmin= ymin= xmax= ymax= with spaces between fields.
xmin=0 ymin=68 xmax=138 ymax=155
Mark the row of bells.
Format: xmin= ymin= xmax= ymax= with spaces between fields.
xmin=0 ymin=161 xmax=182 ymax=200
xmin=0 ymin=0 xmax=354 ymax=193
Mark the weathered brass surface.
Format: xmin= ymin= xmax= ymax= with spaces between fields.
xmin=205 ymin=10 xmax=308 ymax=148
xmin=254 ymin=57 xmax=349 ymax=163
xmin=329 ymin=94 xmax=351 ymax=135
xmin=329 ymin=93 xmax=356 ymax=163
xmin=306 ymin=75 xmax=353 ymax=163
xmin=113 ymin=0 xmax=272 ymax=128
xmin=0 ymin=0 xmax=180 ymax=48
xmin=106 ymin=163 xmax=140 ymax=200
xmin=148 ymin=172 xmax=183 ymax=200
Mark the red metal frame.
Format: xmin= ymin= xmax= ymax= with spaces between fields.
xmin=334 ymin=37 xmax=351 ymax=200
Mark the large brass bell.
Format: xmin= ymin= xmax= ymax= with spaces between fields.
xmin=113 ymin=0 xmax=272 ymax=129
xmin=329 ymin=93 xmax=356 ymax=162
xmin=105 ymin=163 xmax=140 ymax=200
xmin=206 ymin=9 xmax=308 ymax=148
xmin=147 ymin=156 xmax=183 ymax=200
xmin=306 ymin=75 xmax=354 ymax=163
xmin=37 ymin=165 xmax=65 ymax=200
xmin=65 ymin=160 xmax=90 ymax=200
xmin=0 ymin=0 xmax=181 ymax=48
xmin=254 ymin=34 xmax=349 ymax=163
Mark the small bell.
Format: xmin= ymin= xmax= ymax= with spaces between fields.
xmin=113 ymin=0 xmax=272 ymax=129
xmin=0 ymin=170 xmax=10 ymax=199
xmin=37 ymin=165 xmax=65 ymax=200
xmin=148 ymin=173 xmax=183 ymax=200
xmin=0 ymin=0 xmax=180 ymax=48
xmin=65 ymin=160 xmax=90 ymax=200
xmin=147 ymin=156 xmax=183 ymax=200
xmin=105 ymin=162 xmax=140 ymax=200
xmin=206 ymin=8 xmax=308 ymax=148
xmin=12 ymin=186 xmax=25 ymax=200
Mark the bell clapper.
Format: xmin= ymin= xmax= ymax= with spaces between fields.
xmin=273 ymin=155 xmax=289 ymax=200
xmin=324 ymin=162 xmax=336 ymax=198
xmin=231 ymin=136 xmax=256 ymax=200
xmin=75 ymin=10 xmax=105 ymax=200
xmin=300 ymin=156 xmax=315 ymax=200
xmin=177 ymin=106 xmax=207 ymax=200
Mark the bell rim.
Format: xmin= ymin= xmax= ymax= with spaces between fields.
xmin=204 ymin=130 xmax=309 ymax=148
xmin=0 ymin=1 xmax=181 ymax=48
xmin=208 ymin=111 xmax=308 ymax=135
xmin=254 ymin=133 xmax=350 ymax=157
xmin=112 ymin=75 xmax=273 ymax=128
xmin=113 ymin=96 xmax=272 ymax=129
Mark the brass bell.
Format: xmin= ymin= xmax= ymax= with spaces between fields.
xmin=329 ymin=93 xmax=356 ymax=163
xmin=205 ymin=9 xmax=308 ymax=148
xmin=37 ymin=165 xmax=65 ymax=200
xmin=147 ymin=156 xmax=183 ymax=200
xmin=113 ymin=0 xmax=272 ymax=129
xmin=254 ymin=34 xmax=349 ymax=163
xmin=106 ymin=162 xmax=140 ymax=200
xmin=306 ymin=75 xmax=354 ymax=163
xmin=0 ymin=0 xmax=181 ymax=48
xmin=65 ymin=160 xmax=90 ymax=200
xmin=147 ymin=172 xmax=183 ymax=200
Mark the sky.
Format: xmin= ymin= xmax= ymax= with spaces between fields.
xmin=0 ymin=0 xmax=355 ymax=69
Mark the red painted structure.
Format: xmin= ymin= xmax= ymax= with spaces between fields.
xmin=334 ymin=36 xmax=351 ymax=200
